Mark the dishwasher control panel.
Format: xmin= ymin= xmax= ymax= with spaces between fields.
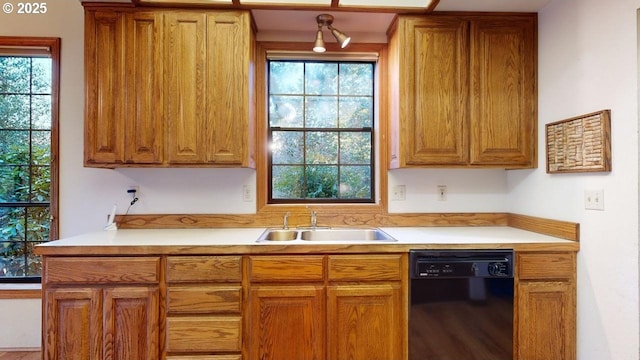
xmin=410 ymin=250 xmax=514 ymax=278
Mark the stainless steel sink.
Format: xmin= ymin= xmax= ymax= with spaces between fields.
xmin=256 ymin=227 xmax=396 ymax=242
xmin=300 ymin=228 xmax=396 ymax=242
xmin=257 ymin=229 xmax=299 ymax=241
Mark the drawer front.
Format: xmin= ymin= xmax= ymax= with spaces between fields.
xmin=517 ymin=252 xmax=576 ymax=280
xmin=166 ymin=356 xmax=241 ymax=360
xmin=44 ymin=257 xmax=160 ymax=284
xmin=166 ymin=316 xmax=242 ymax=352
xmin=328 ymin=255 xmax=403 ymax=281
xmin=167 ymin=256 xmax=242 ymax=283
xmin=167 ymin=286 xmax=242 ymax=314
xmin=249 ymin=256 xmax=324 ymax=282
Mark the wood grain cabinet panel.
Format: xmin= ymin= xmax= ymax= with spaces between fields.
xmin=166 ymin=256 xmax=242 ymax=283
xmin=166 ymin=316 xmax=242 ymax=353
xmin=327 ymin=284 xmax=403 ymax=360
xmin=388 ymin=14 xmax=536 ymax=168
xmin=84 ymin=10 xmax=124 ymax=165
xmin=248 ymin=285 xmax=326 ymax=360
xmin=44 ymin=288 xmax=102 ymax=360
xmin=515 ymin=252 xmax=576 ymax=360
xmin=248 ymin=255 xmax=324 ymax=282
xmin=85 ymin=9 xmax=255 ymax=168
xmin=165 ymin=10 xmax=255 ymax=167
xmin=44 ymin=257 xmax=160 ymax=284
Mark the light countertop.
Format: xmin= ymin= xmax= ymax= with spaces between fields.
xmin=35 ymin=226 xmax=579 ymax=256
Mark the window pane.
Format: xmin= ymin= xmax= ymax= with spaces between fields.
xmin=32 ymin=131 xmax=51 ymax=165
xmin=272 ymin=165 xmax=304 ymax=199
xmin=0 ymin=57 xmax=30 ymax=93
xmin=272 ymin=131 xmax=303 ymax=164
xmin=340 ymin=166 xmax=371 ymax=199
xmin=305 ymin=165 xmax=338 ymax=198
xmin=306 ymin=131 xmax=338 ymax=164
xmin=0 ymin=95 xmax=30 ymax=128
xmin=305 ymin=96 xmax=337 ymax=128
xmin=270 ymin=62 xmax=303 ymax=94
xmin=32 ymin=95 xmax=51 ymax=129
xmin=269 ymin=95 xmax=303 ymax=127
xmin=306 ymin=63 xmax=338 ymax=95
xmin=339 ymin=96 xmax=373 ymax=128
xmin=340 ymin=132 xmax=371 ymax=164
xmin=31 ymin=165 xmax=50 ymax=202
xmin=32 ymin=58 xmax=52 ymax=94
xmin=0 ymin=130 xmax=29 ymax=164
xmin=0 ymin=207 xmax=25 ymax=242
xmin=27 ymin=207 xmax=49 ymax=242
xmin=0 ymin=166 xmax=30 ymax=202
xmin=339 ymin=63 xmax=373 ymax=95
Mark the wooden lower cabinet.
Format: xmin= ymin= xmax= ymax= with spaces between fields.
xmin=327 ymin=284 xmax=403 ymax=360
xmin=42 ymin=256 xmax=161 ymax=360
xmin=515 ymin=252 xmax=576 ymax=360
xmin=247 ymin=254 xmax=406 ymax=360
xmin=40 ymin=251 xmax=577 ymax=360
xmin=165 ymin=256 xmax=243 ymax=359
xmin=43 ymin=285 xmax=159 ymax=359
xmin=248 ymin=285 xmax=326 ymax=360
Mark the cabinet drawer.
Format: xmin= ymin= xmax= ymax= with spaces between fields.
xmin=517 ymin=252 xmax=575 ymax=280
xmin=166 ymin=356 xmax=241 ymax=360
xmin=328 ymin=255 xmax=403 ymax=281
xmin=167 ymin=286 xmax=242 ymax=314
xmin=249 ymin=256 xmax=324 ymax=282
xmin=44 ymin=257 xmax=160 ymax=283
xmin=166 ymin=316 xmax=242 ymax=352
xmin=167 ymin=256 xmax=242 ymax=283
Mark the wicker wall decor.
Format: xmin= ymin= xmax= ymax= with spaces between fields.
xmin=546 ymin=109 xmax=611 ymax=173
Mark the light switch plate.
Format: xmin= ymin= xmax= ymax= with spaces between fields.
xmin=584 ymin=189 xmax=604 ymax=210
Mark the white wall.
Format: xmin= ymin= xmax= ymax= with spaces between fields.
xmin=508 ymin=0 xmax=640 ymax=358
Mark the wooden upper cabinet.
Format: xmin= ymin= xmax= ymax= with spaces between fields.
xmin=165 ymin=10 xmax=255 ymax=166
xmin=470 ymin=17 xmax=536 ymax=166
xmin=124 ymin=11 xmax=164 ymax=164
xmin=84 ymin=8 xmax=255 ymax=168
xmin=85 ymin=10 xmax=124 ymax=165
xmin=388 ymin=14 xmax=537 ymax=168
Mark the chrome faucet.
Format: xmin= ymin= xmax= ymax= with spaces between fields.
xmin=283 ymin=212 xmax=290 ymax=230
xmin=310 ymin=211 xmax=317 ymax=229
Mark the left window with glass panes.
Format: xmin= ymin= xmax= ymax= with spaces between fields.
xmin=0 ymin=38 xmax=59 ymax=282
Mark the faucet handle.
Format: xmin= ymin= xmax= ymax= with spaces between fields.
xmin=283 ymin=212 xmax=290 ymax=230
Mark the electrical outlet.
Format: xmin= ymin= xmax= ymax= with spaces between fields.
xmin=437 ymin=185 xmax=447 ymax=201
xmin=391 ymin=185 xmax=406 ymax=201
xmin=243 ymin=185 xmax=253 ymax=202
xmin=584 ymin=189 xmax=604 ymax=210
xmin=127 ymin=186 xmax=140 ymax=196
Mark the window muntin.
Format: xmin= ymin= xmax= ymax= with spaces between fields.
xmin=0 ymin=39 xmax=58 ymax=282
xmin=268 ymin=60 xmax=375 ymax=203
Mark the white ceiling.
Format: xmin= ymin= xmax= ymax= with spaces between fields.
xmin=252 ymin=0 xmax=552 ymax=43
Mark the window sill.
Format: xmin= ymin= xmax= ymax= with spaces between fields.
xmin=0 ymin=284 xmax=41 ymax=299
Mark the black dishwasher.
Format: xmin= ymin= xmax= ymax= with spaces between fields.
xmin=409 ymin=250 xmax=514 ymax=360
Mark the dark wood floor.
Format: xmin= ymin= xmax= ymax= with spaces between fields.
xmin=0 ymin=352 xmax=40 ymax=360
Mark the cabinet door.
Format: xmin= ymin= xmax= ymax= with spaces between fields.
xmin=516 ymin=281 xmax=576 ymax=360
xmin=44 ymin=288 xmax=102 ymax=360
xmin=123 ymin=11 xmax=164 ymax=164
xmin=165 ymin=12 xmax=207 ymax=164
xmin=248 ymin=285 xmax=325 ymax=360
xmin=327 ymin=284 xmax=403 ymax=360
xmin=205 ymin=12 xmax=253 ymax=165
xmin=103 ymin=286 xmax=160 ymax=359
xmin=84 ymin=10 xmax=125 ymax=165
xmin=401 ymin=17 xmax=469 ymax=165
xmin=470 ymin=17 xmax=536 ymax=166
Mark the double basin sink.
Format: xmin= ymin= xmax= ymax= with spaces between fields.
xmin=257 ymin=227 xmax=397 ymax=242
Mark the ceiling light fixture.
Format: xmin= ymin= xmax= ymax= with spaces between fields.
xmin=312 ymin=14 xmax=351 ymax=53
